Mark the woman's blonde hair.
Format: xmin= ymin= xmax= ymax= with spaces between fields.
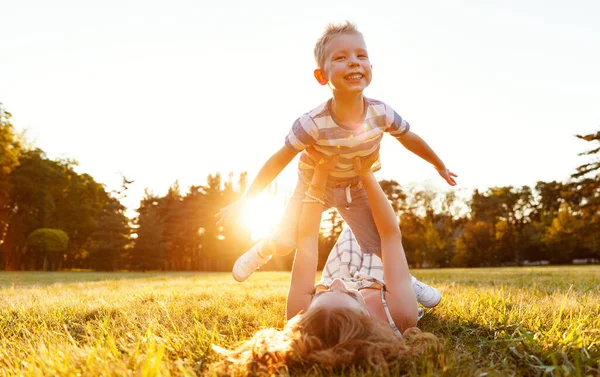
xmin=313 ymin=21 xmax=362 ymax=70
xmin=211 ymin=307 xmax=439 ymax=376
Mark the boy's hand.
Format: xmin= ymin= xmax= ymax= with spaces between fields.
xmin=215 ymin=200 xmax=245 ymax=227
xmin=436 ymin=167 xmax=458 ymax=186
xmin=353 ymin=147 xmax=380 ymax=176
xmin=305 ymin=146 xmax=340 ymax=171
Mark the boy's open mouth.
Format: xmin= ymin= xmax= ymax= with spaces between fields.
xmin=345 ymin=73 xmax=363 ymax=80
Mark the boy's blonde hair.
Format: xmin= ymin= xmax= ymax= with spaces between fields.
xmin=314 ymin=21 xmax=362 ymax=70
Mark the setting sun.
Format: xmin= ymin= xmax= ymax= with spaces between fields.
xmin=240 ymin=195 xmax=285 ymax=241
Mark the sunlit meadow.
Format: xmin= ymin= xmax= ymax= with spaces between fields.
xmin=1 ymin=266 xmax=599 ymax=376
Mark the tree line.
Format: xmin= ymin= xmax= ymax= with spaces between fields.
xmin=1 ymin=103 xmax=598 ymax=271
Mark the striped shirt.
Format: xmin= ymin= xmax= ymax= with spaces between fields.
xmin=285 ymin=98 xmax=410 ymax=181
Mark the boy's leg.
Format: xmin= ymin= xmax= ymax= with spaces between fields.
xmin=411 ymin=275 xmax=442 ymax=308
xmin=231 ymin=240 xmax=274 ymax=282
xmin=335 ymin=185 xmax=382 ymax=256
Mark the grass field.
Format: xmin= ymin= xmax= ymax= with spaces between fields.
xmin=0 ymin=266 xmax=599 ymax=376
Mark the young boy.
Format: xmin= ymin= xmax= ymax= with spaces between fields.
xmin=216 ymin=21 xmax=457 ymax=289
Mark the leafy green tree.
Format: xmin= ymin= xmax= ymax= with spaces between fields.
xmin=398 ymin=211 xmax=424 ymax=268
xmin=89 ymin=197 xmax=130 ymax=271
xmin=26 ymin=228 xmax=69 ymax=271
xmin=131 ymin=172 xmax=252 ymax=272
xmin=453 ymin=221 xmax=495 ymax=267
xmin=0 ymin=104 xmax=23 ymax=268
xmin=0 ymin=105 xmax=133 ymax=271
xmin=131 ymin=191 xmax=166 ymax=270
xmin=571 ymin=130 xmax=600 ymax=259
xmin=2 ymin=149 xmax=64 ymax=269
xmin=470 ymin=186 xmax=535 ymax=265
xmin=53 ymin=171 xmax=114 ymax=267
xmin=542 ymin=202 xmax=584 ymax=263
xmin=2 ymin=148 xmax=122 ymax=270
xmin=202 ymin=173 xmax=224 ymax=268
xmin=180 ymin=185 xmax=208 ymax=270
xmin=514 ymin=221 xmax=545 ymax=263
xmin=533 ymin=181 xmax=569 ymax=225
xmin=523 ymin=181 xmax=572 ymax=263
xmin=398 ymin=186 xmax=461 ymax=268
xmin=159 ymin=182 xmax=185 ymax=270
xmin=470 ymin=189 xmax=503 ymax=224
xmin=572 ymin=130 xmax=600 ymax=183
xmin=0 ymin=104 xmax=22 ymax=198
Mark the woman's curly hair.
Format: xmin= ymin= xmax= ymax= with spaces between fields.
xmin=211 ymin=306 xmax=439 ymax=376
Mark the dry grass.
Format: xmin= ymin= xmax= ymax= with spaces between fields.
xmin=0 ymin=266 xmax=598 ymax=376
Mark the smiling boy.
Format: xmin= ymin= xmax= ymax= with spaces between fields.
xmin=216 ymin=21 xmax=457 ymax=291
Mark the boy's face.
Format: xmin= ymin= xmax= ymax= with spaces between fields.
xmin=315 ymin=33 xmax=372 ymax=94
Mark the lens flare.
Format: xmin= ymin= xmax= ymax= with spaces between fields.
xmin=240 ymin=195 xmax=284 ymax=241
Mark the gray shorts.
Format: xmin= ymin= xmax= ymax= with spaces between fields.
xmin=269 ymin=171 xmax=381 ymax=255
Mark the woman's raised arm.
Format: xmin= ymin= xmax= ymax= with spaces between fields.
xmin=353 ymin=152 xmax=418 ymax=329
xmin=286 ymin=149 xmax=339 ymax=320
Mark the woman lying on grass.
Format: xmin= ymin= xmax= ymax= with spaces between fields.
xmin=214 ymin=148 xmax=439 ymax=375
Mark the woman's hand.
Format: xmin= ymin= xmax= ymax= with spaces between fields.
xmin=352 ymin=147 xmax=380 ymax=176
xmin=305 ymin=146 xmax=340 ymax=171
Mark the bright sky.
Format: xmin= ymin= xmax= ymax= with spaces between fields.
xmin=2 ymin=0 xmax=599 ymax=223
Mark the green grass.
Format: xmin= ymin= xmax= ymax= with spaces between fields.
xmin=0 ymin=266 xmax=598 ymax=376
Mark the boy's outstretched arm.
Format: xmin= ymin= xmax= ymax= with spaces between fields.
xmin=396 ymin=130 xmax=458 ymax=186
xmin=215 ymin=144 xmax=299 ymax=227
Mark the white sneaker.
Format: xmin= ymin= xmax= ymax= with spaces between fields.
xmin=411 ymin=276 xmax=442 ymax=308
xmin=232 ymin=241 xmax=273 ymax=282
